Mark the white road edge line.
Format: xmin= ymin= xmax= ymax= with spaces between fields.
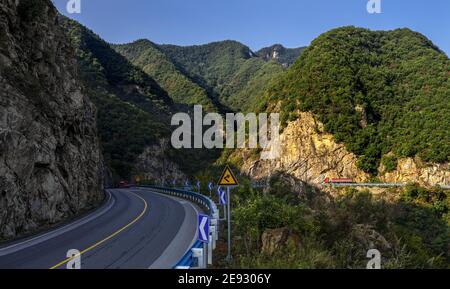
xmin=0 ymin=190 xmax=115 ymax=256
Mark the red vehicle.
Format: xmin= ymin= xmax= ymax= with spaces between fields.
xmin=118 ymin=181 xmax=130 ymax=188
xmin=324 ymin=177 xmax=354 ymax=184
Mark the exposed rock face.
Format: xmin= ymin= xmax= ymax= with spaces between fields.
xmin=261 ymin=227 xmax=300 ymax=255
xmin=240 ymin=112 xmax=369 ymax=185
xmin=0 ymin=0 xmax=103 ymax=240
xmin=135 ymin=139 xmax=185 ymax=184
xmin=351 ymin=224 xmax=391 ymax=251
xmin=240 ymin=111 xmax=448 ymax=188
xmin=380 ymin=158 xmax=449 ymax=187
xmin=256 ymin=44 xmax=305 ymax=67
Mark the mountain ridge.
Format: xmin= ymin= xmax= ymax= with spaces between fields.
xmin=115 ymin=39 xmax=289 ymax=111
xmin=257 ymin=44 xmax=306 ymax=66
xmin=257 ymin=26 xmax=450 ymax=175
xmin=113 ymin=39 xmax=217 ymax=111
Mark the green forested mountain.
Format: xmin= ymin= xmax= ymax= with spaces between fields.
xmin=60 ymin=17 xmax=173 ymax=180
xmin=114 ymin=39 xmax=287 ymax=112
xmin=224 ymin=59 xmax=285 ymax=112
xmin=263 ymin=26 xmax=450 ymax=174
xmin=257 ymin=44 xmax=306 ymax=67
xmin=157 ymin=41 xmax=286 ymax=111
xmin=113 ymin=40 xmax=217 ymax=111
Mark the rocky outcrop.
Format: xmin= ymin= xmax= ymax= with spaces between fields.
xmin=351 ymin=224 xmax=391 ymax=251
xmin=0 ymin=0 xmax=103 ymax=240
xmin=256 ymin=44 xmax=305 ymax=67
xmin=380 ymin=158 xmax=449 ymax=187
xmin=135 ymin=139 xmax=185 ymax=184
xmin=240 ymin=112 xmax=369 ymax=185
xmin=261 ymin=227 xmax=300 ymax=255
xmin=240 ymin=111 xmax=448 ymax=188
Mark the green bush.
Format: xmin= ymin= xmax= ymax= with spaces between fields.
xmin=381 ymin=155 xmax=398 ymax=173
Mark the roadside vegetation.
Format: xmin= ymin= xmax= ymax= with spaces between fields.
xmin=215 ymin=176 xmax=450 ymax=269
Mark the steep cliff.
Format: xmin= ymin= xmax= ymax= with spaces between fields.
xmin=135 ymin=139 xmax=186 ymax=184
xmin=380 ymin=158 xmax=449 ymax=186
xmin=239 ymin=112 xmax=369 ymax=185
xmin=239 ymin=112 xmax=449 ymax=187
xmin=0 ymin=0 xmax=103 ymax=240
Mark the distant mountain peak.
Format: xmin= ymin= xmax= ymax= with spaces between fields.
xmin=257 ymin=44 xmax=306 ymax=66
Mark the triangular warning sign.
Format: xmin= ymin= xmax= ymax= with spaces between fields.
xmin=218 ymin=165 xmax=239 ymax=186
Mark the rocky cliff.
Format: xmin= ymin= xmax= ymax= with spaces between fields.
xmin=256 ymin=44 xmax=305 ymax=67
xmin=0 ymin=0 xmax=103 ymax=240
xmin=239 ymin=112 xmax=449 ymax=187
xmin=135 ymin=139 xmax=186 ymax=184
xmin=239 ymin=112 xmax=369 ymax=185
xmin=380 ymin=158 xmax=449 ymax=187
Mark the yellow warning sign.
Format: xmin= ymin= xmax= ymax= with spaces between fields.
xmin=218 ymin=165 xmax=239 ymax=186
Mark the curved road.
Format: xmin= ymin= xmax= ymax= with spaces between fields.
xmin=0 ymin=188 xmax=199 ymax=269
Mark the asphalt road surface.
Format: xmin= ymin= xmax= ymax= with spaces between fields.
xmin=0 ymin=188 xmax=199 ymax=269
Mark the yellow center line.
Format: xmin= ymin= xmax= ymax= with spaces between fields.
xmin=49 ymin=191 xmax=148 ymax=269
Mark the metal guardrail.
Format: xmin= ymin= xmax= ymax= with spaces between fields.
xmin=330 ymin=183 xmax=406 ymax=188
xmin=329 ymin=183 xmax=450 ymax=189
xmin=251 ymin=182 xmax=268 ymax=189
xmin=173 ymin=240 xmax=204 ymax=269
xmin=137 ymin=185 xmax=219 ymax=269
xmin=251 ymin=182 xmax=450 ymax=190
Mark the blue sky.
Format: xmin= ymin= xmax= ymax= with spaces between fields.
xmin=53 ymin=0 xmax=450 ymax=55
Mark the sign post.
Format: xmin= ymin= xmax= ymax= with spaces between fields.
xmin=219 ymin=187 xmax=227 ymax=220
xmin=227 ymin=186 xmax=231 ymax=260
xmin=198 ymin=214 xmax=210 ymax=268
xmin=198 ymin=214 xmax=209 ymax=243
xmin=217 ymin=165 xmax=239 ymax=261
xmin=219 ymin=189 xmax=227 ymax=206
xmin=217 ymin=186 xmax=226 ymax=220
xmin=208 ymin=182 xmax=213 ymax=199
xmin=172 ymin=177 xmax=176 ymax=187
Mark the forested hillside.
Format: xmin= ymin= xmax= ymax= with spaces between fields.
xmin=113 ymin=40 xmax=217 ymax=111
xmin=60 ymin=17 xmax=173 ymax=180
xmin=263 ymin=26 xmax=450 ymax=174
xmin=157 ymin=41 xmax=286 ymax=111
